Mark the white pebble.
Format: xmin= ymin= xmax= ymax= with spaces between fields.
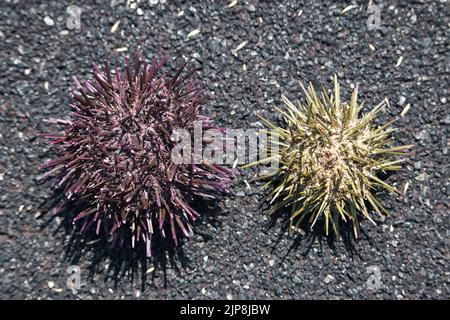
xmin=227 ymin=0 xmax=238 ymax=8
xmin=44 ymin=16 xmax=54 ymax=26
xmin=187 ymin=28 xmax=200 ymax=38
xmin=341 ymin=5 xmax=357 ymax=14
xmin=415 ymin=172 xmax=426 ymax=181
xmin=400 ymin=104 xmax=410 ymax=117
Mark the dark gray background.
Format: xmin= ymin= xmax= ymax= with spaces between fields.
xmin=0 ymin=0 xmax=448 ymax=299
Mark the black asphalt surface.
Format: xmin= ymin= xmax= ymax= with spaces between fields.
xmin=0 ymin=0 xmax=448 ymax=299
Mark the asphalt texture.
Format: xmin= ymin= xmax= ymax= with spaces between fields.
xmin=0 ymin=0 xmax=448 ymax=299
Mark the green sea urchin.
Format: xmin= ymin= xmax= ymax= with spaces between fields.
xmin=248 ymin=76 xmax=411 ymax=237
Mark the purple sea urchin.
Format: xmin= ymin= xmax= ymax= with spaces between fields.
xmin=41 ymin=53 xmax=233 ymax=256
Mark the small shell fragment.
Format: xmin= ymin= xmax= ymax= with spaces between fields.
xmin=395 ymin=56 xmax=403 ymax=67
xmin=232 ymin=157 xmax=239 ymax=169
xmin=403 ymin=181 xmax=410 ymax=195
xmin=111 ymin=20 xmax=120 ymax=33
xmin=368 ymin=43 xmax=376 ymax=51
xmin=341 ymin=5 xmax=357 ymax=14
xmin=227 ymin=0 xmax=238 ymax=8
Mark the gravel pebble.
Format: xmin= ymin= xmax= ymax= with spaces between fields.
xmin=0 ymin=0 xmax=448 ymax=300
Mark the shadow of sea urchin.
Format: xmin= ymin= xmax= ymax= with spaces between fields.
xmin=247 ymin=76 xmax=412 ymax=237
xmin=40 ymin=53 xmax=233 ymax=256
